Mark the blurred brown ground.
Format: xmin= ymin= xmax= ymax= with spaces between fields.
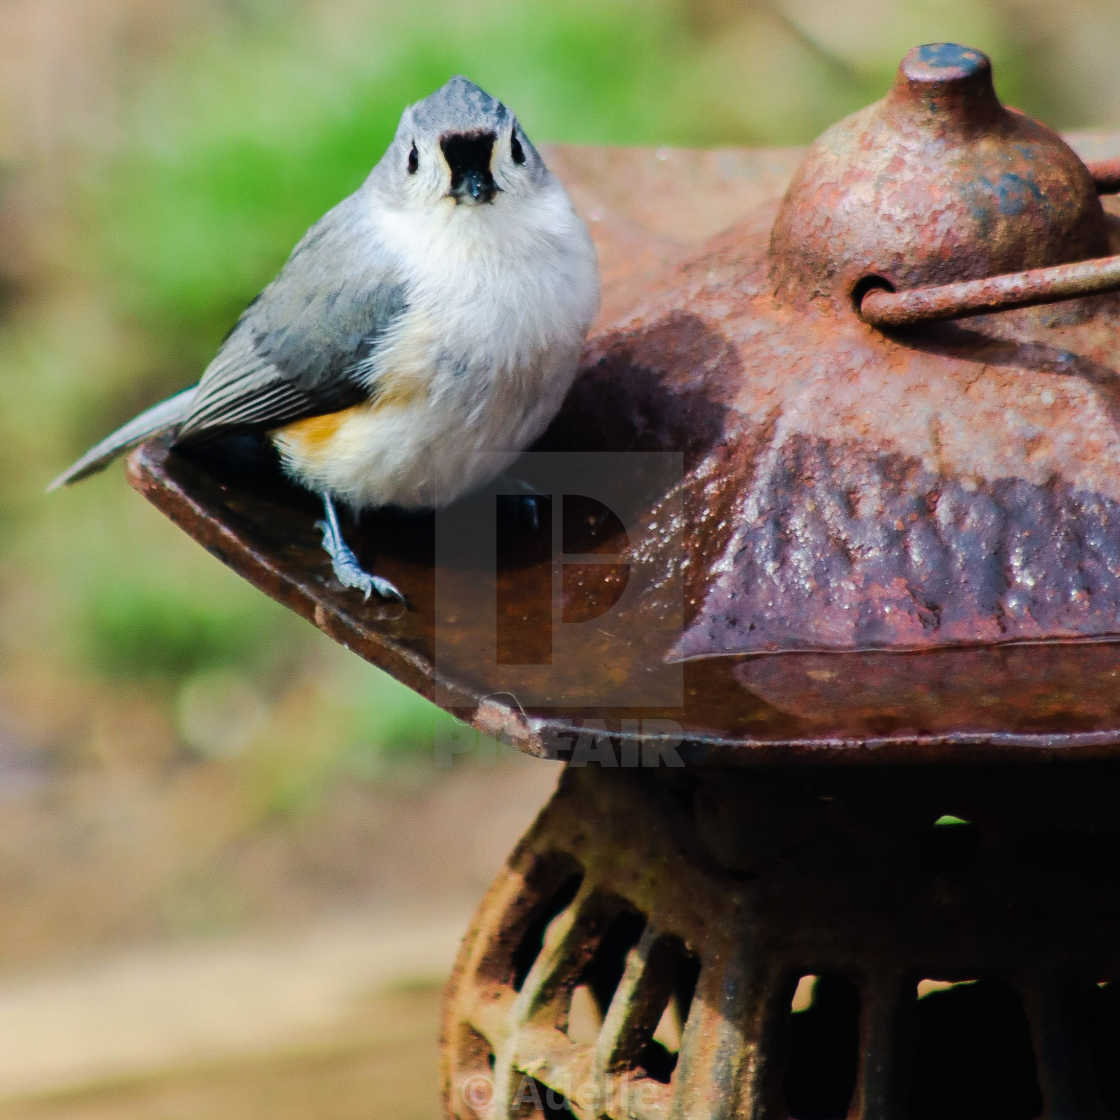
xmin=0 ymin=733 xmax=558 ymax=1118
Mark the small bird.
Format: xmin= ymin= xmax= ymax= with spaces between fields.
xmin=50 ymin=77 xmax=600 ymax=601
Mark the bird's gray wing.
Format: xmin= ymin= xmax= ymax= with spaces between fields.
xmin=175 ymin=190 xmax=408 ymax=442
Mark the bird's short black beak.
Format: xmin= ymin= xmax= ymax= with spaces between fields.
xmin=442 ymin=131 xmax=498 ymax=205
xmin=457 ymin=167 xmax=496 ymax=203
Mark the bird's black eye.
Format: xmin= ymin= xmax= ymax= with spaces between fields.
xmin=407 ymin=143 xmax=419 ymax=174
xmin=511 ymin=134 xmax=525 ymax=165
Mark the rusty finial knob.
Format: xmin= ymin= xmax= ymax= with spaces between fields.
xmin=888 ymin=43 xmax=1001 ymax=134
xmin=901 ymin=41 xmax=989 ymax=81
xmin=768 ymin=43 xmax=1108 ymax=311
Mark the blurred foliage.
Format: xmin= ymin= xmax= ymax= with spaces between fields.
xmin=80 ymin=577 xmax=289 ymax=680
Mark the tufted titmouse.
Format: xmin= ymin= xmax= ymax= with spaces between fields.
xmin=50 ymin=77 xmax=600 ymax=601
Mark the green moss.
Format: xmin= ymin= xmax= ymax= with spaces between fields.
xmin=80 ymin=575 xmax=293 ymax=680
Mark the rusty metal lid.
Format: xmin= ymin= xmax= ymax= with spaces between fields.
xmin=129 ymin=46 xmax=1120 ymax=763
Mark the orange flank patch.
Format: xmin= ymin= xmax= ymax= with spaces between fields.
xmin=275 ymin=380 xmax=425 ymax=455
xmin=275 ymin=407 xmax=355 ymax=454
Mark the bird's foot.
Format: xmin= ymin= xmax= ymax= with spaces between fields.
xmin=315 ymin=520 xmax=404 ymax=601
xmin=315 ymin=492 xmax=405 ymax=602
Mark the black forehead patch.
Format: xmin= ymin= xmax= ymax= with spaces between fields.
xmin=410 ymin=76 xmax=510 ymax=133
xmin=440 ymin=131 xmax=496 ymax=176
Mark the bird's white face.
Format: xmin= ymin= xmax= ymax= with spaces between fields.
xmin=374 ymin=77 xmax=551 ymax=215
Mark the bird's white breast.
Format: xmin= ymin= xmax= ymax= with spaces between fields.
xmin=272 ymin=181 xmax=599 ymax=511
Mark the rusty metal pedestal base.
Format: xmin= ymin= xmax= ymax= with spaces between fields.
xmin=443 ymin=765 xmax=1120 ymax=1119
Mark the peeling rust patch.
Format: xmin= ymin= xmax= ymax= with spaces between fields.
xmin=471 ymin=697 xmax=545 ymax=757
xmin=674 ymin=435 xmax=1120 ymax=657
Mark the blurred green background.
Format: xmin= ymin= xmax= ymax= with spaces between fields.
xmin=3 ymin=0 xmax=1120 ymax=1116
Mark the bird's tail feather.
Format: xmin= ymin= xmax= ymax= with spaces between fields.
xmin=48 ymin=387 xmax=197 ymax=491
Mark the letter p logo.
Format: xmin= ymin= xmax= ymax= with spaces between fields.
xmin=433 ymin=452 xmax=684 ymax=709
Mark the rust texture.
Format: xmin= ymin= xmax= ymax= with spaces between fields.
xmin=442 ymin=764 xmax=1120 ymax=1118
xmin=128 ymin=43 xmax=1120 ymax=758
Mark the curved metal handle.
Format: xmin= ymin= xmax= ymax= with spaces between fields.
xmin=858 ymin=254 xmax=1120 ymax=329
xmin=1088 ymin=156 xmax=1120 ymax=195
xmin=858 ymin=154 xmax=1120 ymax=330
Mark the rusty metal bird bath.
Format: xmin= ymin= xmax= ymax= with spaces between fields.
xmin=127 ymin=44 xmax=1120 ymax=1119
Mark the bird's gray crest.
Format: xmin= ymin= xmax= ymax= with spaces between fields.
xmin=404 ymin=76 xmax=511 ymax=136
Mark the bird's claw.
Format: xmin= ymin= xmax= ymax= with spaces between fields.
xmin=315 ymin=519 xmax=405 ymax=602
